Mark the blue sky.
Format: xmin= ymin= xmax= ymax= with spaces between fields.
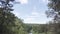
xmin=12 ymin=0 xmax=52 ymax=24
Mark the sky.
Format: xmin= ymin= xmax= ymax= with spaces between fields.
xmin=12 ymin=0 xmax=52 ymax=24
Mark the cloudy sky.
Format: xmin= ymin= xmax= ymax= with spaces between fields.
xmin=12 ymin=0 xmax=52 ymax=24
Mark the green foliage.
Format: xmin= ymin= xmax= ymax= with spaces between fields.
xmin=48 ymin=0 xmax=60 ymax=11
xmin=46 ymin=0 xmax=60 ymax=34
xmin=23 ymin=24 xmax=32 ymax=33
xmin=0 ymin=8 xmax=16 ymax=34
xmin=0 ymin=0 xmax=28 ymax=34
xmin=46 ymin=0 xmax=60 ymax=20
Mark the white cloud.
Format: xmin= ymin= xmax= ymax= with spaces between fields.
xmin=13 ymin=6 xmax=47 ymax=24
xmin=24 ymin=6 xmax=40 ymax=24
xmin=24 ymin=11 xmax=39 ymax=23
xmin=24 ymin=11 xmax=48 ymax=24
xmin=24 ymin=17 xmax=35 ymax=23
xmin=18 ymin=0 xmax=28 ymax=4
xmin=32 ymin=11 xmax=39 ymax=16
xmin=42 ymin=0 xmax=49 ymax=4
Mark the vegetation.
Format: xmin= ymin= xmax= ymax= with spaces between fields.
xmin=0 ymin=0 xmax=60 ymax=34
xmin=0 ymin=0 xmax=28 ymax=34
xmin=45 ymin=0 xmax=60 ymax=34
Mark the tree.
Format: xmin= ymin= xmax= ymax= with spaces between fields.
xmin=46 ymin=0 xmax=60 ymax=21
xmin=46 ymin=0 xmax=60 ymax=34
xmin=0 ymin=0 xmax=20 ymax=34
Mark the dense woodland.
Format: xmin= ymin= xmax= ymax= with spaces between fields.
xmin=0 ymin=0 xmax=60 ymax=34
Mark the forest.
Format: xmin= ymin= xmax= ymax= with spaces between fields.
xmin=0 ymin=0 xmax=60 ymax=34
